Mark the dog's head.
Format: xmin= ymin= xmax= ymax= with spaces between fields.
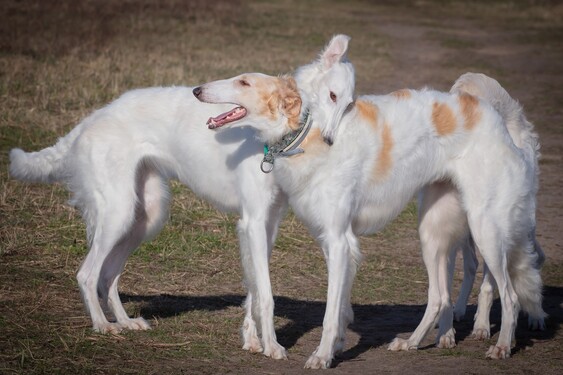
xmin=295 ymin=34 xmax=355 ymax=142
xmin=193 ymin=73 xmax=302 ymax=143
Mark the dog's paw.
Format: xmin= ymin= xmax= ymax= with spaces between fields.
xmin=472 ymin=327 xmax=490 ymax=341
xmin=242 ymin=337 xmax=263 ymax=354
xmin=437 ymin=329 xmax=456 ymax=349
xmin=93 ymin=322 xmax=124 ymax=335
xmin=241 ymin=319 xmax=263 ymax=353
xmin=120 ymin=317 xmax=151 ymax=331
xmin=262 ymin=340 xmax=287 ymax=360
xmin=304 ymin=350 xmax=332 ymax=369
xmin=486 ymin=345 xmax=510 ymax=359
xmin=388 ymin=337 xmax=415 ymax=351
xmin=528 ymin=316 xmax=546 ymax=331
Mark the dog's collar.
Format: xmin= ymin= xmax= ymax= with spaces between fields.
xmin=260 ymin=110 xmax=312 ymax=173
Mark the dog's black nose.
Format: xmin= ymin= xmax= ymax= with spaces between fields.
xmin=193 ymin=86 xmax=202 ymax=98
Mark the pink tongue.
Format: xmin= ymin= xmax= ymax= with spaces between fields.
xmin=207 ymin=107 xmax=247 ymax=129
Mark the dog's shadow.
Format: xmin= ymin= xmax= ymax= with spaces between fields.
xmin=121 ymin=285 xmax=562 ymax=367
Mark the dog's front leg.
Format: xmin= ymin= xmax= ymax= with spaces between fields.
xmin=241 ymin=291 xmax=262 ymax=353
xmin=238 ymin=214 xmax=287 ymax=360
xmin=305 ymin=228 xmax=357 ymax=369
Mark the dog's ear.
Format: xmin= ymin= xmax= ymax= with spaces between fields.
xmin=283 ymin=95 xmax=302 ymax=121
xmin=320 ymin=34 xmax=351 ymax=69
xmin=279 ymin=76 xmax=302 ymax=129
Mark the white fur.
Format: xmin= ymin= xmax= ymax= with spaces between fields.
xmin=196 ymin=35 xmax=545 ymax=367
xmin=10 ymin=86 xmax=290 ymax=358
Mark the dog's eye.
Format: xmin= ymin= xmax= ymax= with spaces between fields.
xmin=239 ymin=79 xmax=250 ymax=87
xmin=330 ymin=91 xmax=337 ymax=103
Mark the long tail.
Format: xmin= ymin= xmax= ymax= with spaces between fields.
xmin=451 ymin=72 xmax=540 ymax=167
xmin=9 ymin=121 xmax=87 ymax=183
xmin=452 ymin=72 xmax=546 ymax=323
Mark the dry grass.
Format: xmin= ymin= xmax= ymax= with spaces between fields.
xmin=1 ymin=0 xmax=562 ymax=374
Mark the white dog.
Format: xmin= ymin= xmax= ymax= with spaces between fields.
xmin=9 ymin=87 xmax=291 ymax=358
xmin=194 ymin=36 xmax=545 ymax=368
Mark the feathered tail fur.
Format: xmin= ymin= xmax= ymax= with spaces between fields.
xmin=9 ymin=121 xmax=87 ymax=183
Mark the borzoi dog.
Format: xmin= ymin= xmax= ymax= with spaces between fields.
xmin=9 ymin=88 xmax=290 ymax=358
xmin=194 ymin=36 xmax=545 ymax=368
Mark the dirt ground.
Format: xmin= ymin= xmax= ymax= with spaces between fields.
xmin=1 ymin=1 xmax=562 ymax=374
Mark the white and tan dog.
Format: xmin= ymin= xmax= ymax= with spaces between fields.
xmin=195 ymin=36 xmax=545 ymax=368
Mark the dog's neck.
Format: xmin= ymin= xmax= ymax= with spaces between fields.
xmin=260 ymin=109 xmax=313 ymax=173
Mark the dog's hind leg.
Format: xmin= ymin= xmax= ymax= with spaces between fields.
xmin=472 ymin=262 xmax=495 ymax=340
xmin=472 ymin=235 xmax=545 ymax=335
xmin=98 ymin=217 xmax=147 ymax=331
xmin=388 ymin=232 xmax=451 ymax=351
xmin=77 ymin=198 xmax=137 ymax=334
xmin=472 ymin=236 xmax=545 ymax=340
xmin=389 ymin=182 xmax=468 ymax=351
xmin=77 ymin=160 xmax=168 ymax=334
xmin=469 ymin=216 xmax=519 ymax=359
xmin=77 ymin=241 xmax=113 ymax=333
xmin=461 ymin=236 xmax=542 ymax=340
xmin=99 ymin=163 xmax=170 ymax=331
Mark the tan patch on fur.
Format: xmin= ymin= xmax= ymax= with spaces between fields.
xmin=432 ymin=102 xmax=457 ymax=136
xmin=374 ymin=123 xmax=393 ymax=179
xmin=356 ymin=99 xmax=379 ymax=128
xmin=300 ymin=128 xmax=330 ymax=154
xmin=391 ymin=89 xmax=411 ymax=100
xmin=288 ymin=128 xmax=330 ymax=165
xmin=459 ymin=93 xmax=482 ymax=130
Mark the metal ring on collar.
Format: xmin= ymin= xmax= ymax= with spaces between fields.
xmin=260 ymin=159 xmax=274 ymax=173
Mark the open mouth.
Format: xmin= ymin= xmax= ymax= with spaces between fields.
xmin=207 ymin=106 xmax=247 ymax=129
